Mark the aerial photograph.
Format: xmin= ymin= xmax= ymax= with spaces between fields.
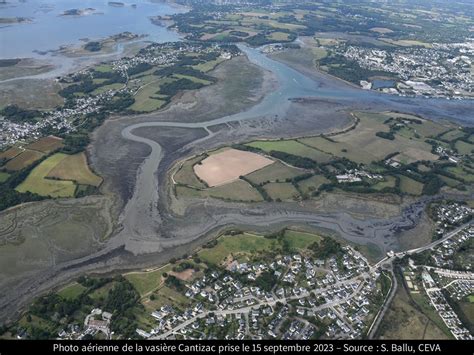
xmin=0 ymin=0 xmax=472 ymax=350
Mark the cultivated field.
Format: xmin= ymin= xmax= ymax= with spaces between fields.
xmin=194 ymin=148 xmax=274 ymax=187
xmin=0 ymin=147 xmax=22 ymax=161
xmin=5 ymin=150 xmax=44 ymax=171
xmin=16 ymin=153 xmax=76 ymax=198
xmin=25 ymin=136 xmax=64 ymax=154
xmin=47 ymin=152 xmax=102 ymax=187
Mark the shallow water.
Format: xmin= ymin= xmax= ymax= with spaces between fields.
xmin=0 ymin=0 xmax=184 ymax=59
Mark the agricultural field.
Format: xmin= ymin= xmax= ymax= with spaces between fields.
xmin=0 ymin=147 xmax=22 ymax=161
xmin=173 ymin=111 xmax=472 ymax=205
xmin=15 ymin=152 xmax=102 ymax=198
xmin=176 ymin=179 xmax=263 ymax=202
xmin=264 ymin=182 xmax=299 ymax=201
xmin=193 ymin=148 xmax=274 ymax=187
xmin=15 ymin=154 xmax=76 ymax=198
xmin=46 ymin=152 xmax=102 ymax=187
xmin=246 ymin=140 xmax=333 ymax=163
xmin=197 ymin=232 xmax=277 ymax=266
xmin=244 ymin=161 xmax=303 ymax=185
xmin=24 ymin=136 xmax=63 ymax=154
xmin=4 ymin=150 xmax=44 ymax=171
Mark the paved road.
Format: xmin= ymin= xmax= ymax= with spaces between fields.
xmin=151 ymin=275 xmax=367 ymax=339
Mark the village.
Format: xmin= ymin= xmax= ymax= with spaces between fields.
xmin=0 ymin=42 xmax=236 ymax=150
xmin=133 ymin=245 xmax=384 ymax=340
xmin=337 ymin=40 xmax=474 ymax=99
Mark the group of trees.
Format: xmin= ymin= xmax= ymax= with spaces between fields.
xmin=1 ymin=105 xmax=41 ymax=124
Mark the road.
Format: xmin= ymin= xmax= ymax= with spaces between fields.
xmin=151 ymin=274 xmax=368 ymax=339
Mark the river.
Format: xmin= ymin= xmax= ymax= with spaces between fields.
xmin=116 ymin=44 xmax=473 ymax=252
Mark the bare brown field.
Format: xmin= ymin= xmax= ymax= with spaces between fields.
xmin=4 ymin=150 xmax=44 ymax=171
xmin=25 ymin=136 xmax=64 ymax=154
xmin=194 ymin=148 xmax=274 ymax=187
xmin=0 ymin=147 xmax=22 ymax=161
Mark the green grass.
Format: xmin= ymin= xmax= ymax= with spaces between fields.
xmin=89 ymin=281 xmax=117 ymax=301
xmin=372 ymin=176 xmax=397 ymax=191
xmin=398 ymin=175 xmax=424 ymax=196
xmin=283 ymin=229 xmax=322 ymax=250
xmin=298 ymin=175 xmax=330 ymax=195
xmin=174 ymin=155 xmax=207 ymax=189
xmin=176 ymin=179 xmax=263 ymax=202
xmin=246 ymin=140 xmax=332 ymax=163
xmin=468 ymin=295 xmax=474 ymax=303
xmin=172 ymin=74 xmax=211 ymax=85
xmin=245 ymin=161 xmax=302 ymax=185
xmin=57 ymin=282 xmax=87 ymax=300
xmin=411 ymin=292 xmax=453 ymax=338
xmin=15 ymin=153 xmax=76 ymax=198
xmin=264 ymin=182 xmax=300 ymax=201
xmin=192 ymin=58 xmax=225 ymax=72
xmin=455 ymin=140 xmax=474 ymax=155
xmin=94 ymin=64 xmax=113 ymax=73
xmin=198 ymin=233 xmax=275 ymax=265
xmin=0 ymin=171 xmax=10 ymax=183
xmin=91 ymin=83 xmax=123 ymax=95
xmin=440 ymin=129 xmax=465 ymax=142
xmin=124 ymin=266 xmax=171 ymax=297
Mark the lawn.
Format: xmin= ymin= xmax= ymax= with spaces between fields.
xmin=198 ymin=233 xmax=275 ymax=265
xmin=46 ymin=152 xmax=102 ymax=187
xmin=15 ymin=153 xmax=76 ymax=197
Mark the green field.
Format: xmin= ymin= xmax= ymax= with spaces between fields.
xmin=16 ymin=153 xmax=76 ymax=198
xmin=264 ymin=182 xmax=300 ymax=201
xmin=46 ymin=152 xmax=102 ymax=187
xmin=57 ymin=282 xmax=87 ymax=300
xmin=298 ymin=175 xmax=330 ymax=194
xmin=125 ymin=266 xmax=171 ymax=297
xmin=198 ymin=233 xmax=276 ymax=265
xmin=0 ymin=171 xmax=9 ymax=183
xmin=282 ymin=229 xmax=322 ymax=250
xmin=398 ymin=175 xmax=424 ymax=195
xmin=455 ymin=140 xmax=474 ymax=155
xmin=174 ymin=155 xmax=207 ymax=188
xmin=246 ymin=139 xmax=333 ymax=163
xmin=245 ymin=161 xmax=302 ymax=184
xmin=177 ymin=179 xmax=263 ymax=202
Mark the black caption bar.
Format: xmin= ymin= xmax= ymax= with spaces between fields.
xmin=0 ymin=340 xmax=471 ymax=355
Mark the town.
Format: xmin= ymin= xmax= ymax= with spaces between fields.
xmin=336 ymin=40 xmax=474 ymax=99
